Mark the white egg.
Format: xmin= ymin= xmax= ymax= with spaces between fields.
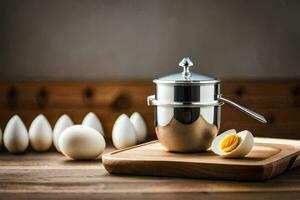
xmin=212 ymin=129 xmax=254 ymax=158
xmin=3 ymin=115 xmax=29 ymax=153
xmin=112 ymin=114 xmax=137 ymax=149
xmin=0 ymin=127 xmax=2 ymax=149
xmin=58 ymin=125 xmax=106 ymax=160
xmin=82 ymin=112 xmax=104 ymax=136
xmin=53 ymin=114 xmax=74 ymax=152
xmin=130 ymin=112 xmax=147 ymax=143
xmin=29 ymin=114 xmax=52 ymax=151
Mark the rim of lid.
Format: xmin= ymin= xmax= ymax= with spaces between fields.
xmin=153 ymin=77 xmax=220 ymax=85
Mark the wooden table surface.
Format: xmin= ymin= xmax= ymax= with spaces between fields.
xmin=1 ymin=146 xmax=300 ymax=200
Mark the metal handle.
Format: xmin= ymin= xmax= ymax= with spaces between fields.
xmin=219 ymin=96 xmax=267 ymax=123
xmin=147 ymin=95 xmax=155 ymax=106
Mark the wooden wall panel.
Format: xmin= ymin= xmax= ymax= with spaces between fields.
xmin=0 ymin=80 xmax=299 ymax=140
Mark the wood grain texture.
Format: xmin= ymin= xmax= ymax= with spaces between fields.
xmin=0 ymin=142 xmax=300 ymax=199
xmin=0 ymin=80 xmax=300 ymax=139
xmin=103 ymin=138 xmax=300 ymax=181
xmin=0 ymin=80 xmax=299 ymax=199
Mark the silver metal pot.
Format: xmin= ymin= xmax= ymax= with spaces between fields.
xmin=147 ymin=57 xmax=267 ymax=152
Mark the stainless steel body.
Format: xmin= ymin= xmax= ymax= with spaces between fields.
xmin=154 ymin=106 xmax=220 ymax=152
xmin=147 ymin=57 xmax=267 ymax=152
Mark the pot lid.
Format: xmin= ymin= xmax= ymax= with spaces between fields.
xmin=154 ymin=57 xmax=219 ymax=84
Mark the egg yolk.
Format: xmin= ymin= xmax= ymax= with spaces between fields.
xmin=219 ymin=133 xmax=240 ymax=152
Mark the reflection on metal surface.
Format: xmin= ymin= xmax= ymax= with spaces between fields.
xmin=155 ymin=108 xmax=219 ymax=152
xmin=148 ymin=57 xmax=267 ymax=153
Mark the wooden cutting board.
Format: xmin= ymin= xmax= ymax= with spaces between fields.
xmin=103 ymin=138 xmax=300 ymax=181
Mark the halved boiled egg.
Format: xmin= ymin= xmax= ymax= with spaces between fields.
xmin=211 ymin=129 xmax=254 ymax=158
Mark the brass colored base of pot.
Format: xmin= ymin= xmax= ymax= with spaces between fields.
xmin=156 ymin=115 xmax=219 ymax=152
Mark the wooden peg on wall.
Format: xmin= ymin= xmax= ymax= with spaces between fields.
xmin=83 ymin=87 xmax=94 ymax=106
xmin=111 ymin=93 xmax=132 ymax=110
xmin=291 ymin=86 xmax=300 ymax=96
xmin=36 ymin=87 xmax=49 ymax=108
xmin=235 ymin=86 xmax=245 ymax=97
xmin=6 ymin=86 xmax=18 ymax=109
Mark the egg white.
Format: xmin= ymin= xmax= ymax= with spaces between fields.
xmin=211 ymin=129 xmax=254 ymax=158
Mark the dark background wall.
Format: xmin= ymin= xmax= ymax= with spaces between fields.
xmin=0 ymin=0 xmax=299 ymax=80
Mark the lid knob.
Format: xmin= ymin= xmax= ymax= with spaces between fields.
xmin=179 ymin=57 xmax=193 ymax=80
